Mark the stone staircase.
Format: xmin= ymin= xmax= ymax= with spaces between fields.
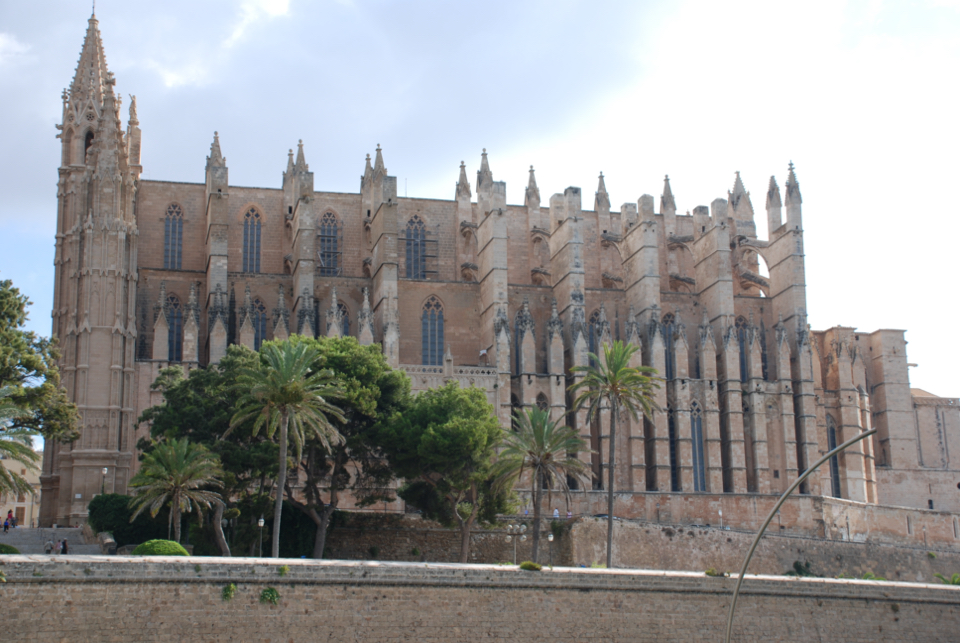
xmin=0 ymin=528 xmax=101 ymax=555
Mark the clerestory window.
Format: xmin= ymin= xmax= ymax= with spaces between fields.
xmin=163 ymin=204 xmax=184 ymax=270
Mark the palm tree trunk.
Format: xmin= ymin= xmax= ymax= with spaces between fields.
xmin=272 ymin=412 xmax=290 ymax=558
xmin=531 ymin=470 xmax=543 ymax=563
xmin=606 ymin=404 xmax=617 ymax=568
xmin=173 ymin=491 xmax=182 ymax=544
xmin=213 ymin=501 xmax=231 ymax=556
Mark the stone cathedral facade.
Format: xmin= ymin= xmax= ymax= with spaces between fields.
xmin=41 ymin=15 xmax=960 ymax=547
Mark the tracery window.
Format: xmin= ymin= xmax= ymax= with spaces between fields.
xmin=333 ymin=303 xmax=350 ymax=337
xmin=252 ymin=298 xmax=267 ymax=351
xmin=243 ymin=208 xmax=262 ymax=273
xmin=588 ymin=310 xmax=601 ymax=366
xmin=662 ymin=313 xmax=676 ymax=380
xmin=736 ymin=316 xmax=748 ymax=383
xmin=163 ymin=204 xmax=184 ymax=270
xmin=827 ymin=415 xmax=842 ymax=499
xmin=167 ymin=295 xmax=183 ymax=362
xmin=421 ymin=296 xmax=444 ymax=366
xmin=405 ymin=215 xmax=427 ymax=279
xmin=536 ymin=393 xmax=549 ymax=412
xmin=318 ymin=212 xmax=341 ymax=276
xmin=691 ymin=402 xmax=706 ymax=492
xmin=668 ymin=405 xmax=680 ymax=492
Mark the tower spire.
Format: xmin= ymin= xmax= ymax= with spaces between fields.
xmin=456 ymin=161 xmax=472 ymax=200
xmin=728 ymin=170 xmax=754 ymax=219
xmin=70 ymin=12 xmax=109 ymax=111
xmin=207 ymin=131 xmax=225 ymax=168
xmin=661 ymin=175 xmax=676 ymax=214
xmin=785 ymin=161 xmax=802 ymax=205
xmin=595 ymin=172 xmax=610 ymax=212
xmin=476 ymin=148 xmax=493 ymax=193
xmin=525 ymin=165 xmax=540 ymax=209
xmin=294 ymin=139 xmax=308 ymax=172
xmin=373 ymin=144 xmax=385 ymax=175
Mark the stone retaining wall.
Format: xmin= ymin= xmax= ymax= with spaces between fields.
xmin=2 ymin=556 xmax=958 ymax=642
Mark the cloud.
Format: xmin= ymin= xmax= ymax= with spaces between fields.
xmin=0 ymin=33 xmax=30 ymax=66
xmin=224 ymin=0 xmax=291 ymax=49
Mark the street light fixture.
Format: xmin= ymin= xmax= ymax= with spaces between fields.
xmin=101 ymin=467 xmax=108 ymax=495
xmin=258 ymin=517 xmax=265 ymax=558
xmin=547 ymin=532 xmax=554 ymax=566
xmin=505 ymin=523 xmax=527 ymax=564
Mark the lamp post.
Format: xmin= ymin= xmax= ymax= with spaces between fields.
xmin=719 ymin=508 xmax=723 ymax=530
xmin=505 ymin=523 xmax=527 ymax=564
xmin=547 ymin=532 xmax=554 ymax=566
xmin=101 ymin=467 xmax=108 ymax=495
xmin=257 ymin=517 xmax=265 ymax=558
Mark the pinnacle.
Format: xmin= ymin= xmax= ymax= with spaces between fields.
xmin=207 ymin=131 xmax=225 ymax=167
xmin=374 ymin=144 xmax=385 ymax=173
xmin=661 ymin=174 xmax=676 ymax=213
xmin=295 ymin=139 xmax=307 ymax=171
xmin=785 ymin=161 xmax=802 ymax=205
xmin=457 ymin=161 xmax=471 ymax=200
xmin=71 ymin=12 xmax=109 ymax=110
xmin=766 ymin=175 xmax=782 ymax=209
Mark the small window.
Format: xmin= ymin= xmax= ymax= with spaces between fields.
xmin=929 ymin=499 xmax=934 ymax=510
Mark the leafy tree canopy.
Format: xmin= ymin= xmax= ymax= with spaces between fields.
xmin=0 ymin=277 xmax=78 ymax=441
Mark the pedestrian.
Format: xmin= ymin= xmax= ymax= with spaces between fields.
xmin=55 ymin=539 xmax=62 ymax=554
xmin=566 ymin=510 xmax=572 ymax=519
xmin=3 ymin=519 xmax=8 ymax=534
xmin=44 ymin=539 xmax=54 ymax=555
xmin=553 ymin=508 xmax=560 ymax=519
xmin=61 ymin=539 xmax=69 ymax=555
xmin=10 ymin=514 xmax=16 ymax=528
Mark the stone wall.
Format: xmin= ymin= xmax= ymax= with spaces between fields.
xmin=570 ymin=518 xmax=960 ymax=582
xmin=2 ymin=556 xmax=958 ymax=642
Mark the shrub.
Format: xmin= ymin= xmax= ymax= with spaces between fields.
xmin=935 ymin=572 xmax=960 ymax=585
xmin=862 ymin=572 xmax=886 ymax=581
xmin=87 ymin=493 xmax=168 ymax=547
xmin=368 ymin=546 xmax=379 ymax=559
xmin=221 ymin=583 xmax=237 ymax=601
xmin=278 ymin=565 xmax=290 ymax=577
xmin=0 ymin=543 xmax=21 ymax=555
xmin=784 ymin=561 xmax=816 ymax=577
xmin=928 ymin=551 xmax=937 ymax=559
xmin=260 ymin=587 xmax=280 ymax=605
xmin=519 ymin=561 xmax=542 ymax=571
xmin=411 ymin=547 xmax=420 ymax=557
xmin=590 ymin=561 xmax=606 ymax=569
xmin=132 ymin=539 xmax=190 ymax=556
xmin=705 ymin=568 xmax=728 ymax=577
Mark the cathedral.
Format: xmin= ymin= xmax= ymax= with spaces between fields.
xmin=41 ymin=14 xmax=960 ymax=549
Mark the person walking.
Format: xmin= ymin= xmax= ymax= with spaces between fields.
xmin=3 ymin=519 xmax=8 ymax=534
xmin=61 ymin=539 xmax=69 ymax=555
xmin=44 ymin=539 xmax=54 ymax=554
xmin=55 ymin=539 xmax=62 ymax=554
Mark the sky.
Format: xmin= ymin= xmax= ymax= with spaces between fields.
xmin=0 ymin=0 xmax=958 ymax=397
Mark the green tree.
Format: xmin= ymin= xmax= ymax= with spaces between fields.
xmin=377 ymin=381 xmax=506 ymax=562
xmin=570 ymin=340 xmax=659 ymax=568
xmin=0 ymin=385 xmax=40 ymax=499
xmin=87 ymin=493 xmax=169 ymax=547
xmin=493 ymin=406 xmax=593 ymax=563
xmin=281 ymin=336 xmax=409 ymax=558
xmin=228 ymin=340 xmax=345 ymax=558
xmin=128 ymin=437 xmax=224 ymax=544
xmin=139 ymin=345 xmax=280 ymax=555
xmin=0 ymin=277 xmax=78 ymax=442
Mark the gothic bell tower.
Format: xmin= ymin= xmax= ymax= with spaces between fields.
xmin=40 ymin=12 xmax=141 ymax=526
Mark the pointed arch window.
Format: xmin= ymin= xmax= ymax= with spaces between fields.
xmin=167 ymin=295 xmax=183 ymax=362
xmin=318 ymin=212 xmax=341 ymax=276
xmin=662 ymin=313 xmax=676 ymax=380
xmin=668 ymin=405 xmax=680 ymax=492
xmin=252 ymin=298 xmax=267 ymax=350
xmin=827 ymin=414 xmax=842 ymax=498
xmin=421 ymin=296 xmax=444 ymax=366
xmin=164 ymin=204 xmax=184 ymax=270
xmin=405 ymin=215 xmax=427 ymax=279
xmin=84 ymin=131 xmax=95 ymax=163
xmin=691 ymin=402 xmax=706 ymax=492
xmin=736 ymin=316 xmax=748 ymax=383
xmin=759 ymin=320 xmax=769 ymax=381
xmin=536 ymin=393 xmax=549 ymax=412
xmin=588 ymin=310 xmax=602 ymax=367
xmin=243 ymin=208 xmax=262 ymax=273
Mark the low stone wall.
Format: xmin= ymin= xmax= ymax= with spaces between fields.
xmin=2 ymin=556 xmax=958 ymax=642
xmin=570 ymin=518 xmax=960 ymax=582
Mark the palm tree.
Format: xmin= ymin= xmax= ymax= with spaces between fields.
xmin=493 ymin=406 xmax=593 ymax=563
xmin=0 ymin=385 xmax=40 ymax=500
xmin=128 ymin=437 xmax=224 ymax=544
xmin=569 ymin=340 xmax=659 ymax=568
xmin=228 ymin=340 xmax=345 ymax=558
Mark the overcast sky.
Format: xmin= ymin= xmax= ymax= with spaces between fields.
xmin=1 ymin=0 xmax=958 ymax=397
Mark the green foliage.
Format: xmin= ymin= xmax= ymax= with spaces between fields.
xmin=128 ymin=437 xmax=224 ymax=544
xmin=928 ymin=551 xmax=937 ymax=559
xmin=861 ymin=572 xmax=886 ymax=581
xmin=411 ymin=547 xmax=420 ymax=557
xmin=0 ymin=543 xmax=21 ymax=554
xmin=278 ymin=565 xmax=290 ymax=577
xmin=519 ymin=561 xmax=542 ymax=571
xmin=132 ymin=539 xmax=190 ymax=556
xmin=87 ymin=493 xmax=168 ymax=547
xmin=934 ymin=572 xmax=960 ymax=585
xmin=590 ymin=561 xmax=607 ymax=569
xmin=705 ymin=568 xmax=728 ymax=577
xmin=378 ymin=381 xmax=507 ymax=561
xmin=0 ymin=277 xmax=79 ymax=444
xmin=221 ymin=583 xmax=237 ymax=601
xmin=259 ymin=586 xmax=280 ymax=605
xmin=784 ymin=560 xmax=817 ymax=577
xmin=368 ymin=546 xmax=379 ymax=559
xmin=550 ymin=520 xmax=568 ymax=540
